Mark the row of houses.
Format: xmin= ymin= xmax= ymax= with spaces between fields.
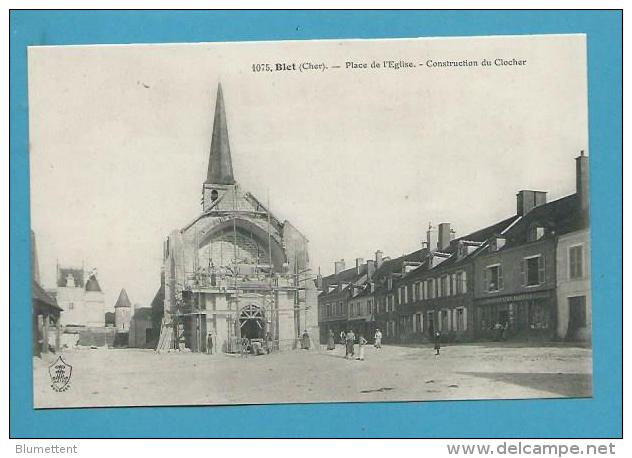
xmin=316 ymin=153 xmax=591 ymax=344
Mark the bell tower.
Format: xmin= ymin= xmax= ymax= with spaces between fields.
xmin=203 ymin=83 xmax=236 ymax=212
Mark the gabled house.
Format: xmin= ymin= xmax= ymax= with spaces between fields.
xmin=472 ymin=153 xmax=590 ymax=340
xmin=393 ymin=217 xmax=518 ymax=343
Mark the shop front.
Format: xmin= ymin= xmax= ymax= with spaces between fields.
xmin=474 ymin=290 xmax=556 ymax=341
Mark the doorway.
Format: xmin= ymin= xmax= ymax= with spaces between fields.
xmin=239 ymin=304 xmax=265 ymax=340
xmin=567 ymin=296 xmax=586 ymax=340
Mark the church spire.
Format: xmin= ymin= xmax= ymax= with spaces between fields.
xmin=205 ymin=83 xmax=235 ymax=185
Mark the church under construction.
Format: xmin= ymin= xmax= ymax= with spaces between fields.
xmin=157 ymin=84 xmax=319 ymax=353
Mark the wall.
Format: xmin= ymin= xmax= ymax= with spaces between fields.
xmin=57 ymin=286 xmax=105 ymax=327
xmin=473 ymin=238 xmax=556 ymax=299
xmin=115 ymin=307 xmax=132 ymax=332
xmin=129 ymin=316 xmax=153 ymax=347
xmin=84 ymin=291 xmax=106 ymax=327
xmin=56 ymin=286 xmax=85 ymax=326
xmin=396 ymin=262 xmax=475 ymax=341
xmin=556 ymin=228 xmax=592 ymax=341
xmin=277 ymin=291 xmax=297 ymax=349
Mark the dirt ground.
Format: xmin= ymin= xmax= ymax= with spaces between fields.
xmin=33 ymin=342 xmax=592 ymax=409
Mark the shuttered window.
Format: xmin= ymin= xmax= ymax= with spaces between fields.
xmin=485 ymin=265 xmax=502 ymax=291
xmin=523 ymin=255 xmax=545 ymax=286
xmin=569 ymin=245 xmax=584 ymax=279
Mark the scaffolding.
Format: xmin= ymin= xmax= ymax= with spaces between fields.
xmin=156 ymin=188 xmax=313 ymax=354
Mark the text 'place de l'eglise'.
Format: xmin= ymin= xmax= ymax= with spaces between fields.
xmin=31 ymin=84 xmax=591 ymax=357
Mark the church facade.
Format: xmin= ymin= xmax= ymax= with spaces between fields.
xmin=158 ymin=84 xmax=318 ymax=353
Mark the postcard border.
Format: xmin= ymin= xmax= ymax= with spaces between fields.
xmin=9 ymin=9 xmax=623 ymax=438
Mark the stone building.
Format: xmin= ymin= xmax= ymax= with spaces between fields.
xmin=556 ymin=153 xmax=591 ymax=341
xmin=54 ymin=265 xmax=105 ymax=327
xmin=129 ymin=307 xmax=155 ymax=348
xmin=392 ymin=219 xmax=519 ymax=343
xmin=372 ymin=249 xmax=426 ymax=343
xmin=472 ymin=154 xmax=590 ymax=340
xmin=158 ymin=84 xmax=318 ymax=353
xmin=114 ymin=288 xmax=132 ymax=332
xmin=317 ymin=154 xmax=591 ymax=344
xmin=317 ymin=258 xmax=373 ymax=343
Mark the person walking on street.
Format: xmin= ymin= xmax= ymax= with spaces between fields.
xmin=502 ymin=322 xmax=509 ymax=341
xmin=327 ymin=329 xmax=336 ymax=350
xmin=345 ymin=329 xmax=355 ymax=359
xmin=434 ymin=331 xmax=441 ymax=356
xmin=241 ymin=337 xmax=250 ymax=357
xmin=206 ymin=332 xmax=214 ymax=355
xmin=374 ymin=328 xmax=383 ymax=349
xmin=301 ymin=330 xmax=311 ymax=350
xmin=357 ymin=334 xmax=367 ymax=361
xmin=494 ymin=322 xmax=503 ymax=341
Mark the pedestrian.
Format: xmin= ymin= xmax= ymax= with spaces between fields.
xmin=494 ymin=322 xmax=503 ymax=341
xmin=241 ymin=337 xmax=250 ymax=357
xmin=374 ymin=328 xmax=383 ymax=349
xmin=265 ymin=331 xmax=273 ymax=354
xmin=301 ymin=330 xmax=311 ymax=350
xmin=434 ymin=331 xmax=441 ymax=356
xmin=340 ymin=330 xmax=346 ymax=345
xmin=327 ymin=329 xmax=336 ymax=350
xmin=206 ymin=332 xmax=213 ymax=355
xmin=345 ymin=329 xmax=355 ymax=359
xmin=357 ymin=334 xmax=367 ymax=360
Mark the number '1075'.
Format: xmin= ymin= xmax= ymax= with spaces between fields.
xmin=252 ymin=63 xmax=273 ymax=72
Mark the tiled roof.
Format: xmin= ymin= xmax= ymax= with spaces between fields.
xmin=454 ymin=215 xmax=521 ymax=247
xmin=57 ymin=267 xmax=84 ymax=288
xmin=85 ymin=274 xmax=102 ymax=292
xmin=374 ymin=249 xmax=428 ymax=281
xmin=133 ymin=307 xmax=153 ymax=321
xmin=504 ymin=194 xmax=583 ymax=246
xmin=318 ymin=263 xmax=368 ymax=300
xmin=32 ymin=280 xmax=62 ymax=310
xmin=372 ymin=248 xmax=428 ymax=293
xmin=321 ymin=264 xmax=367 ymax=285
xmin=318 ymin=192 xmax=585 ymax=295
xmin=114 ymin=288 xmax=132 ymax=308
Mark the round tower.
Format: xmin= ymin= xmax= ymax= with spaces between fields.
xmin=114 ymin=288 xmax=132 ymax=332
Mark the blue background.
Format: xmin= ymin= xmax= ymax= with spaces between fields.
xmin=9 ymin=10 xmax=622 ymax=438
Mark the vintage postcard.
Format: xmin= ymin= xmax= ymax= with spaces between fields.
xmin=28 ymin=34 xmax=591 ymax=408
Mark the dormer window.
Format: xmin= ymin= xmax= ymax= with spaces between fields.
xmin=210 ymin=190 xmax=219 ymax=202
xmin=528 ymin=225 xmax=545 ymax=242
xmin=457 ymin=242 xmax=467 ymax=258
xmin=490 ymin=237 xmax=506 ymax=252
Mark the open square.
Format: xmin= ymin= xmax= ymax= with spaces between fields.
xmin=33 ymin=343 xmax=592 ymax=409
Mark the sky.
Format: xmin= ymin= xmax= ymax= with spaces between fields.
xmin=28 ymin=35 xmax=588 ymax=311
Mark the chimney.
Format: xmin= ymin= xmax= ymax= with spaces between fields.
xmin=375 ymin=250 xmax=383 ymax=268
xmin=438 ymin=223 xmax=451 ymax=251
xmin=516 ymin=190 xmax=547 ymax=216
xmin=355 ymin=257 xmax=364 ymax=275
xmin=366 ymin=259 xmax=376 ymax=279
xmin=334 ymin=259 xmax=346 ymax=275
xmin=426 ymin=223 xmax=438 ymax=252
xmin=576 ymin=150 xmax=589 ymax=222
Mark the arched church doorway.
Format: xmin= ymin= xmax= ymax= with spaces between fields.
xmin=239 ymin=304 xmax=265 ymax=340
